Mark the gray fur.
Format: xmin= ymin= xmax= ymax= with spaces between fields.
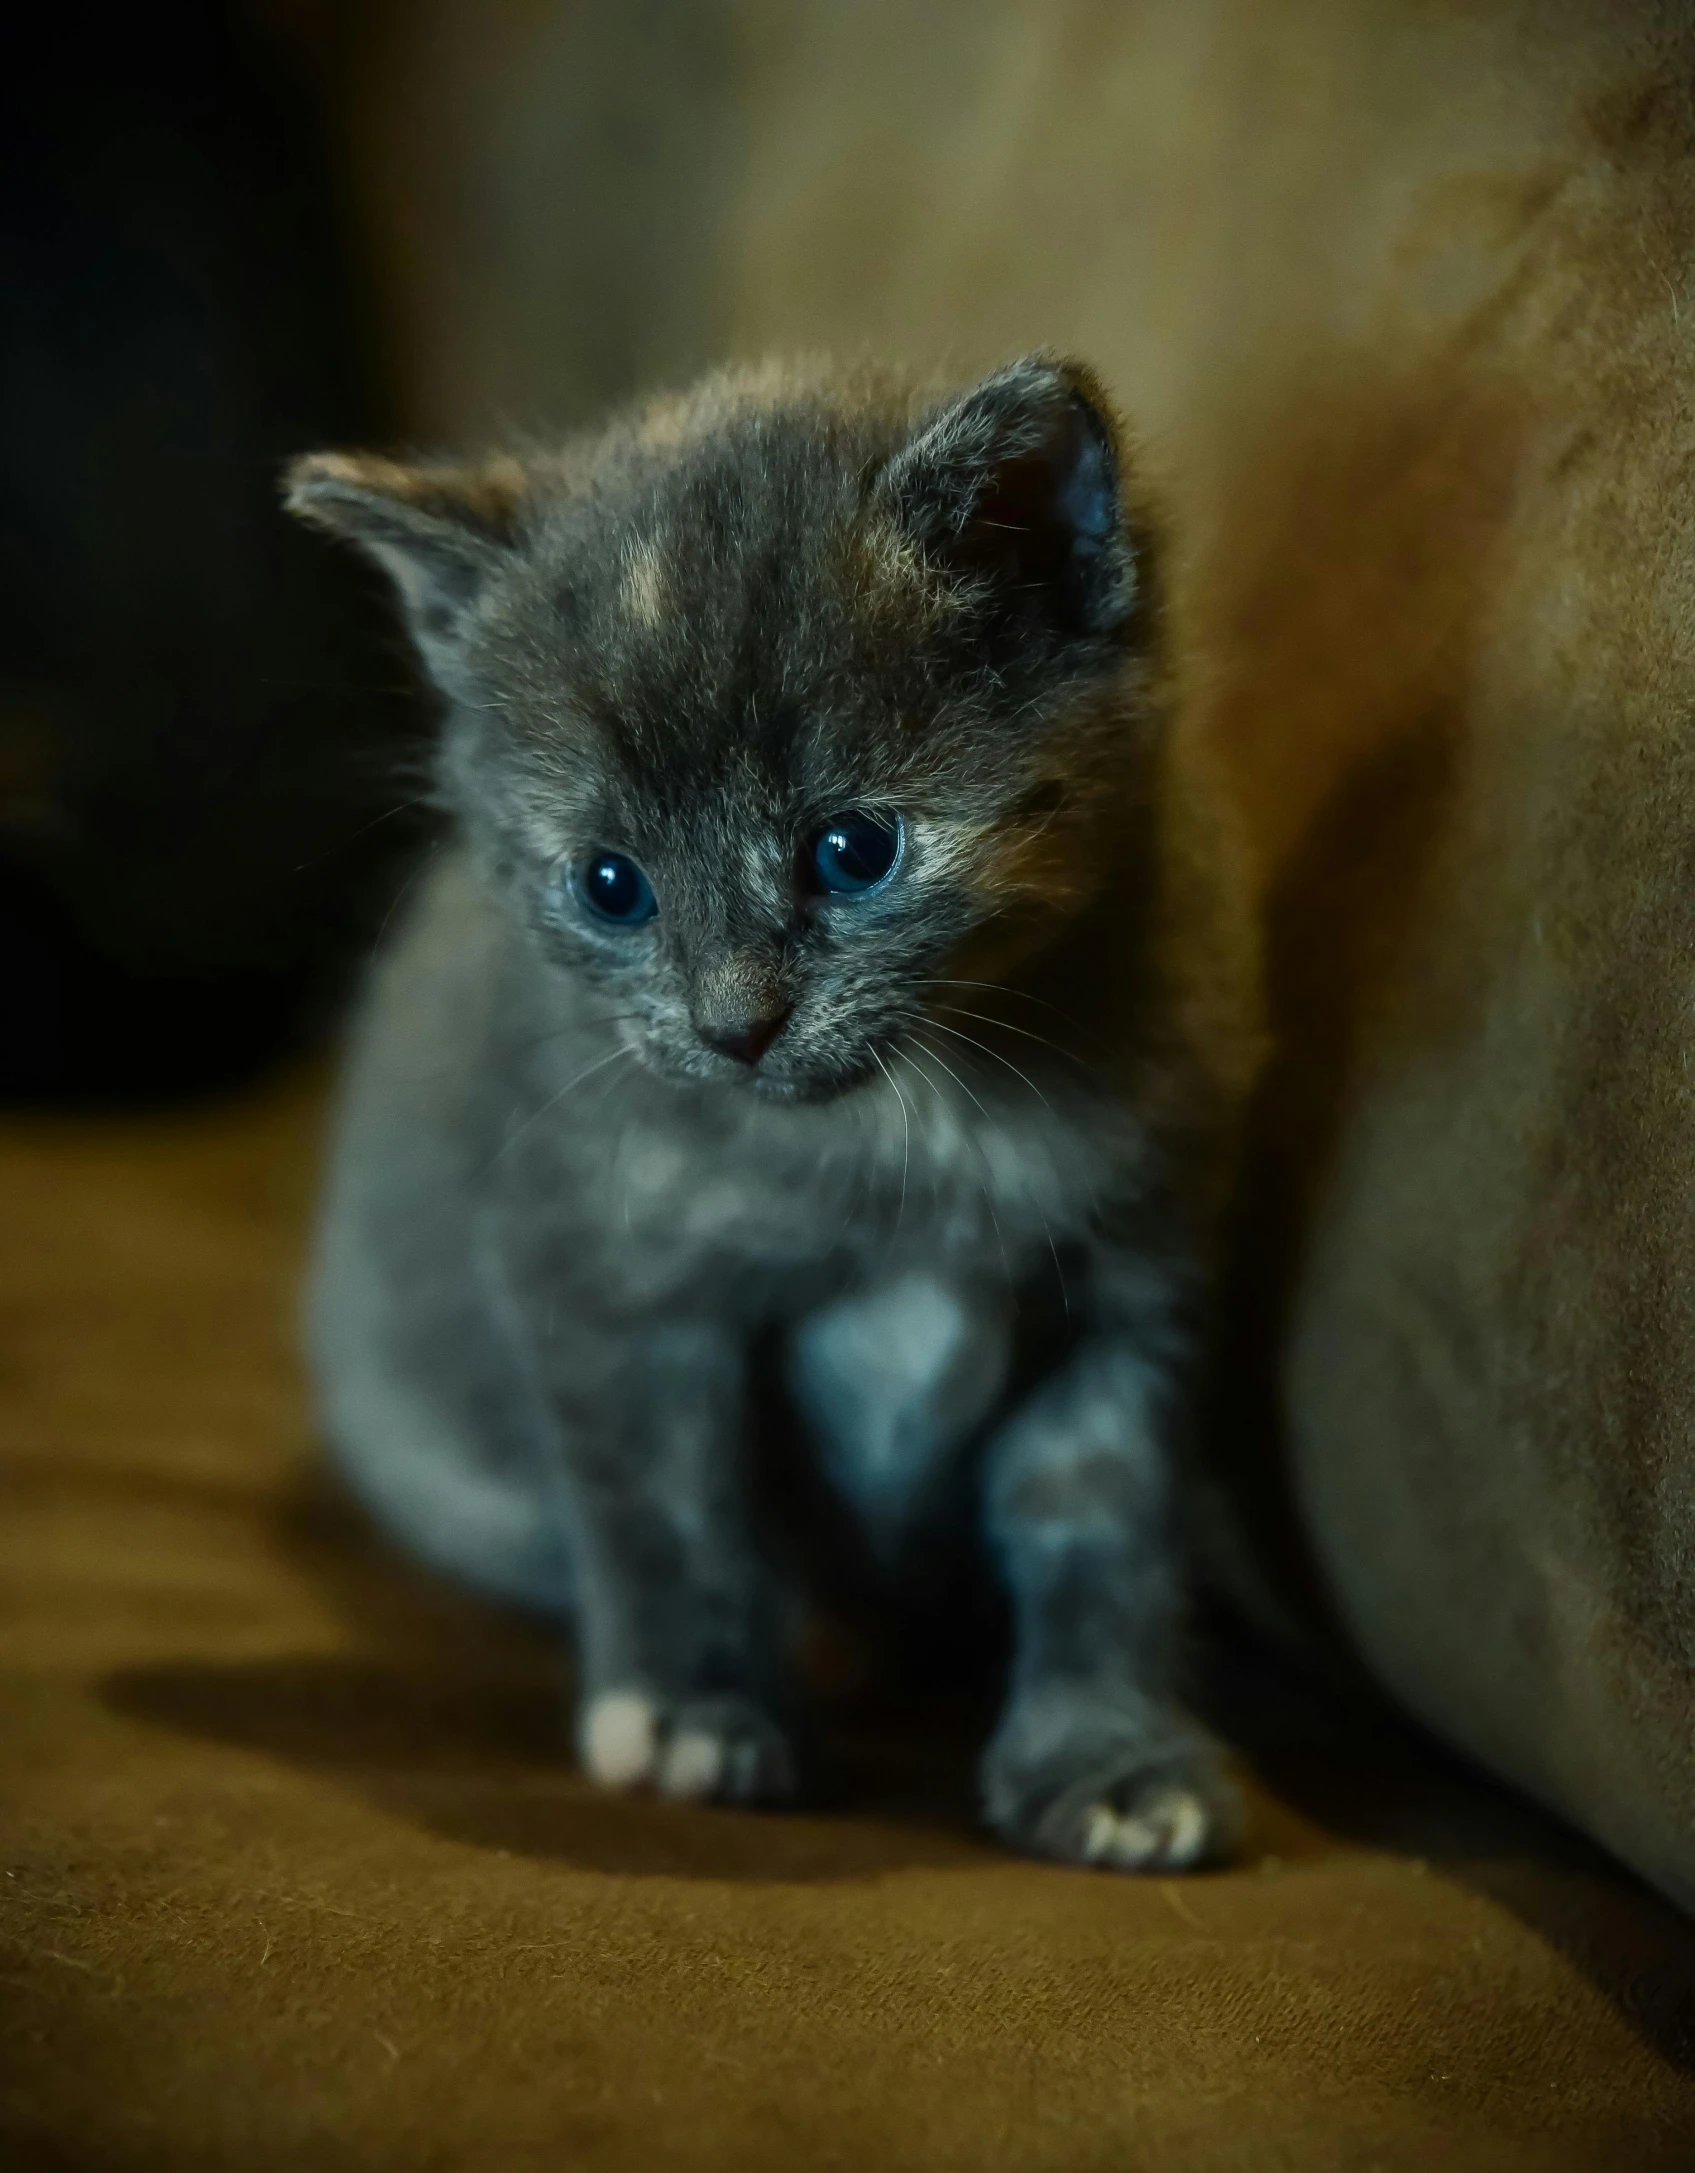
xmin=290 ymin=356 xmax=1237 ymax=1867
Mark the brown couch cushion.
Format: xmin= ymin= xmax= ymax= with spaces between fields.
xmin=4 ymin=1081 xmax=1694 ymax=2168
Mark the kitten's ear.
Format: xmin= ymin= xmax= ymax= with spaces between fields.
xmin=876 ymin=356 xmax=1135 ymax=640
xmin=284 ymin=452 xmax=529 ymax=689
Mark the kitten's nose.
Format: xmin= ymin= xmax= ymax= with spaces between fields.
xmin=697 ymin=1007 xmax=792 ymax=1066
xmin=693 ymin=950 xmax=792 ymax=1067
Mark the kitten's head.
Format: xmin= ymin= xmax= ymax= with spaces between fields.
xmin=288 ymin=356 xmax=1163 ymax=1102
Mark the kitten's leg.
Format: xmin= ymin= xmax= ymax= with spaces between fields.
xmin=979 ymin=1339 xmax=1238 ymax=1870
xmin=524 ymin=1316 xmax=798 ymax=1807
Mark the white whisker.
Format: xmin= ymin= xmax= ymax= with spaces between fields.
xmin=913 ymin=1028 xmax=1072 ymax=1315
xmin=516 ymin=1010 xmax=645 ymax=1056
xmin=907 ymin=1032 xmax=1012 ymax=1291
xmin=373 ymin=836 xmax=443 ymax=949
xmin=906 ymin=1029 xmax=989 ymax=1123
xmin=870 ymin=1046 xmax=911 ymax=1231
xmin=892 ymin=1043 xmax=947 ymax=1218
xmin=931 ymin=1003 xmax=1092 ymax=1071
xmin=491 ymin=1041 xmax=636 ymax=1171
xmin=925 ymin=1018 xmax=1055 ymax=1114
xmin=831 ymin=1083 xmax=877 ymax=1245
xmin=921 ymin=978 xmax=1093 ymax=1036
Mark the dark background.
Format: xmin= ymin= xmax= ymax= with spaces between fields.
xmin=1 ymin=2 xmax=420 ymax=1103
xmin=0 ymin=0 xmax=760 ymax=1105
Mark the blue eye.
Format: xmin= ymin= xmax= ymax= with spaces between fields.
xmin=812 ymin=811 xmax=902 ymax=896
xmin=577 ymin=850 xmax=657 ymax=926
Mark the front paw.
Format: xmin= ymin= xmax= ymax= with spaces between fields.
xmin=981 ymin=1687 xmax=1239 ymax=1871
xmin=578 ymin=1688 xmax=800 ymax=1807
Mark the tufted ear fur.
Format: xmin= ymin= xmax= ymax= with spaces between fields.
xmin=875 ymin=355 xmax=1136 ymax=641
xmin=283 ymin=452 xmax=530 ymax=691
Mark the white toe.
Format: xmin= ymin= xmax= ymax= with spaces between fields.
xmin=581 ymin=1691 xmax=658 ymax=1788
xmin=1157 ymin=1790 xmax=1210 ymax=1868
xmin=659 ymin=1729 xmax=725 ymax=1801
xmin=1104 ymin=1812 xmax=1162 ymax=1866
xmin=1083 ymin=1787 xmax=1213 ymax=1870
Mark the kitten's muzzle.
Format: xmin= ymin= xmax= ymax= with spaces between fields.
xmin=690 ymin=948 xmax=793 ymax=1069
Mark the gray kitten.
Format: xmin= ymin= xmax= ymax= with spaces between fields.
xmin=288 ymin=355 xmax=1239 ymax=1870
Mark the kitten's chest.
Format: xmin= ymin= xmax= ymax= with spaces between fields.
xmin=569 ymin=1072 xmax=1134 ymax=1302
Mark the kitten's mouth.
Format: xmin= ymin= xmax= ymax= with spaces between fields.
xmin=735 ymin=1060 xmax=850 ymax=1105
xmin=637 ymin=1027 xmax=883 ymax=1105
xmin=747 ymin=1073 xmax=811 ymax=1103
xmin=718 ymin=1055 xmax=874 ymax=1107
xmin=751 ymin=1051 xmax=894 ymax=1106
